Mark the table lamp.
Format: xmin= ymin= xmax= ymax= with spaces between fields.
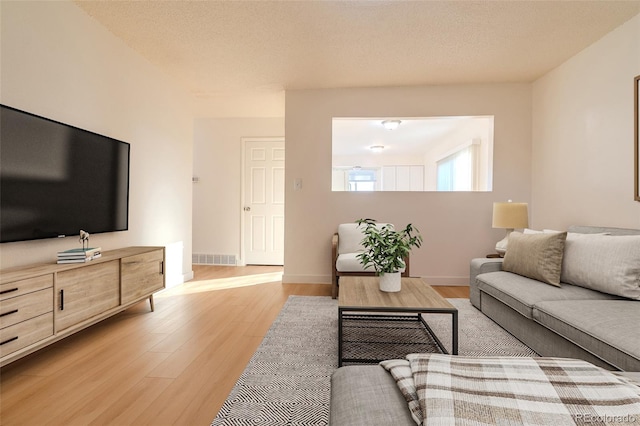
xmin=492 ymin=200 xmax=529 ymax=256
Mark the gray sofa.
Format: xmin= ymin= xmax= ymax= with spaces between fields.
xmin=471 ymin=225 xmax=640 ymax=372
xmin=329 ymin=225 xmax=640 ymax=425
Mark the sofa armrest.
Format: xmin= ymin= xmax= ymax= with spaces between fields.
xmin=469 ymin=258 xmax=504 ymax=309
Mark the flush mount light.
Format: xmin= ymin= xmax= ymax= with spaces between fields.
xmin=370 ymin=145 xmax=385 ymax=153
xmin=381 ymin=120 xmax=401 ymax=130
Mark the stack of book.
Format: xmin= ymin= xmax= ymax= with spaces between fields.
xmin=57 ymin=247 xmax=102 ymax=264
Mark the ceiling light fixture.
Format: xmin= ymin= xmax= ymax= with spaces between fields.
xmin=381 ymin=120 xmax=401 ymax=130
xmin=370 ymin=145 xmax=385 ymax=153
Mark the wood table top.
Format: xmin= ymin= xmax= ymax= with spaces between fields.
xmin=338 ymin=276 xmax=456 ymax=311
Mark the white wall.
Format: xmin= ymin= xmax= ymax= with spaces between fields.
xmin=284 ymin=84 xmax=532 ymax=284
xmin=531 ymin=13 xmax=640 ymax=230
xmin=192 ymin=118 xmax=284 ymax=262
xmin=0 ymin=1 xmax=194 ymax=285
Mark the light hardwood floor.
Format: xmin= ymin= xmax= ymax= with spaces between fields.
xmin=0 ymin=266 xmax=469 ymax=425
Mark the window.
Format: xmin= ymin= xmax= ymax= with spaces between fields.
xmin=436 ymin=144 xmax=478 ymax=191
xmin=331 ymin=167 xmax=379 ymax=191
xmin=348 ymin=168 xmax=377 ymax=191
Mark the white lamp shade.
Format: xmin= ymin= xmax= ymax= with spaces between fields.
xmin=492 ymin=202 xmax=528 ymax=229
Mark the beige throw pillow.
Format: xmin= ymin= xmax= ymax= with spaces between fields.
xmin=503 ymin=231 xmax=568 ymax=286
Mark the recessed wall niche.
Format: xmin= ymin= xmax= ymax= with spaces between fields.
xmin=332 ymin=116 xmax=494 ymax=192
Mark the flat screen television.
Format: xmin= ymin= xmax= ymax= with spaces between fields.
xmin=1 ymin=105 xmax=130 ymax=243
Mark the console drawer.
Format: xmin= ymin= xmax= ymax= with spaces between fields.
xmin=0 ymin=313 xmax=54 ymax=357
xmin=0 ymin=288 xmax=53 ymax=329
xmin=0 ymin=275 xmax=53 ymax=302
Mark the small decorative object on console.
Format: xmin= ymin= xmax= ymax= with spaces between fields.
xmin=79 ymin=229 xmax=90 ymax=249
xmin=56 ymin=230 xmax=101 ymax=264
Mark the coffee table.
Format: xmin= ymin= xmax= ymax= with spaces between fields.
xmin=338 ymin=276 xmax=458 ymax=366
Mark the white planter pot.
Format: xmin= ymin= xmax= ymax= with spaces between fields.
xmin=379 ymin=272 xmax=402 ymax=292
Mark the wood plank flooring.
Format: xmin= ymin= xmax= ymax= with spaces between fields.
xmin=0 ymin=265 xmax=468 ymax=425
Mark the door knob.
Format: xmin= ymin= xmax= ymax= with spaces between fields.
xmin=244 ymin=206 xmax=251 ymax=211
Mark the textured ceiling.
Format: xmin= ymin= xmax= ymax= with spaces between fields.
xmin=75 ymin=1 xmax=640 ymax=101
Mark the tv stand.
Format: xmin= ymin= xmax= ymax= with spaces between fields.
xmin=0 ymin=246 xmax=165 ymax=367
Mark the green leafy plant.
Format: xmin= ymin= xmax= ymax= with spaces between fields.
xmin=355 ymin=218 xmax=423 ymax=275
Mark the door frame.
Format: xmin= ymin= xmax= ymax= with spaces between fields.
xmin=239 ymin=137 xmax=285 ymax=266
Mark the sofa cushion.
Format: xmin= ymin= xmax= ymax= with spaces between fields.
xmin=533 ymin=300 xmax=640 ymax=371
xmin=568 ymin=225 xmax=640 ymax=236
xmin=561 ymin=234 xmax=640 ymax=300
xmin=476 ymin=271 xmax=618 ymax=319
xmin=502 ymin=231 xmax=567 ymax=286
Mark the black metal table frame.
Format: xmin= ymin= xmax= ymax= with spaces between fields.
xmin=338 ymin=306 xmax=458 ymax=367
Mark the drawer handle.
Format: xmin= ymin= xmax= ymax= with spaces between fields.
xmin=60 ymin=289 xmax=64 ymax=311
xmin=0 ymin=336 xmax=18 ymax=346
xmin=0 ymin=288 xmax=18 ymax=296
xmin=0 ymin=309 xmax=18 ymax=318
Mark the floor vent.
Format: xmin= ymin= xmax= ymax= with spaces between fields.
xmin=192 ymin=253 xmax=237 ymax=266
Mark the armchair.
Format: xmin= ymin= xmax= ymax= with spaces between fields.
xmin=331 ymin=223 xmax=410 ymax=298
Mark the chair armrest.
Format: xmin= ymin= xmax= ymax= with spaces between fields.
xmin=402 ymin=255 xmax=410 ymax=277
xmin=332 ymin=233 xmax=339 ymax=298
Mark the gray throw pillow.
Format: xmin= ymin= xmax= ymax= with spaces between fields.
xmin=503 ymin=231 xmax=567 ymax=286
xmin=561 ymin=234 xmax=640 ymax=300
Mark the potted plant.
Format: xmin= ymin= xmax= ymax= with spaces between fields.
xmin=355 ymin=218 xmax=423 ymax=292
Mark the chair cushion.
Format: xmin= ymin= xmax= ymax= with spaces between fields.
xmin=533 ymin=300 xmax=640 ymax=371
xmin=337 ymin=223 xmax=366 ymax=255
xmin=336 ymin=253 xmax=405 ymax=273
xmin=336 ymin=253 xmax=373 ymax=272
xmin=337 ymin=222 xmax=393 ymax=255
xmin=561 ymin=234 xmax=640 ymax=300
xmin=476 ymin=271 xmax=618 ymax=319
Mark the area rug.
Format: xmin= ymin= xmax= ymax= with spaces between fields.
xmin=211 ymin=296 xmax=537 ymax=426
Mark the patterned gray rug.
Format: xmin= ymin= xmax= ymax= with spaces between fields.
xmin=211 ymin=296 xmax=537 ymax=426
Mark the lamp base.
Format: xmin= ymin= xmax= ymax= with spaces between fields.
xmin=495 ymin=228 xmax=515 ymax=257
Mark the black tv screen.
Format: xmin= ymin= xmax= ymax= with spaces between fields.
xmin=1 ymin=105 xmax=130 ymax=243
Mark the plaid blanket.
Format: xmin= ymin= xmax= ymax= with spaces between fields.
xmin=381 ymin=354 xmax=640 ymax=426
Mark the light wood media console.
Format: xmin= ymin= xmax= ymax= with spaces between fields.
xmin=0 ymin=246 xmax=165 ymax=367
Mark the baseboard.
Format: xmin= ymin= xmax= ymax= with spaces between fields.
xmin=282 ymin=274 xmax=331 ymax=284
xmin=421 ymin=276 xmax=469 ymax=286
xmin=166 ymin=270 xmax=194 ymax=288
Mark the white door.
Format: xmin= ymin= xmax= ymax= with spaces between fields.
xmin=242 ymin=138 xmax=285 ymax=265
